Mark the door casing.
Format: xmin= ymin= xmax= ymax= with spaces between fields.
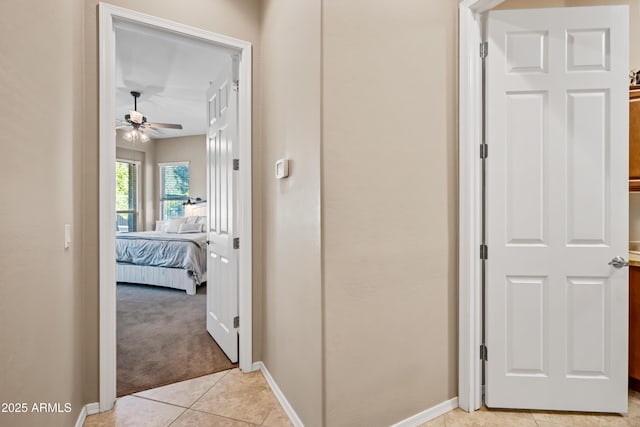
xmin=459 ymin=0 xmax=508 ymax=412
xmin=98 ymin=2 xmax=253 ymax=412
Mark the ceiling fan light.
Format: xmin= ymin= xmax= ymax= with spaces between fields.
xmin=122 ymin=130 xmax=135 ymax=142
xmin=129 ymin=110 xmax=144 ymax=124
xmin=139 ymin=132 xmax=150 ymax=143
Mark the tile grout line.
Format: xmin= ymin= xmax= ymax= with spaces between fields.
xmin=186 ymin=407 xmax=263 ymax=426
xmin=128 ymin=395 xmax=190 ymax=411
xmin=187 ymin=369 xmax=232 ymax=410
xmin=165 ymin=406 xmax=189 ymax=427
xmin=184 ymin=369 xmax=268 ymax=425
xmin=129 ymin=369 xmax=234 ymax=427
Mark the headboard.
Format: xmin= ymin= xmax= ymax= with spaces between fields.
xmin=185 ymin=203 xmax=207 ymax=218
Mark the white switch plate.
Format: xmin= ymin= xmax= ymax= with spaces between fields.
xmin=64 ymin=224 xmax=71 ymax=249
xmin=275 ymin=159 xmax=289 ymax=179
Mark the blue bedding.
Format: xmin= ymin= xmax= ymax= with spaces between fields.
xmin=116 ymin=231 xmax=207 ymax=284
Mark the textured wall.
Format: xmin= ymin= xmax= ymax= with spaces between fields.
xmin=322 ymin=0 xmax=459 ymax=425
xmin=259 ymin=0 xmax=323 ymax=425
xmin=0 ymin=0 xmax=85 ymax=425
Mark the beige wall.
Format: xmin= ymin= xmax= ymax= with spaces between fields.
xmin=116 ymin=132 xmax=157 ymax=231
xmin=155 ymin=134 xmax=207 ymax=214
xmin=259 ymin=0 xmax=323 ymax=425
xmin=0 ymin=1 xmax=85 ymax=426
xmin=497 ymin=0 xmax=640 ymax=69
xmin=322 ymin=0 xmax=458 ymax=425
xmin=81 ymin=0 xmax=263 ymax=402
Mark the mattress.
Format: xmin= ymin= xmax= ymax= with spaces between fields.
xmin=116 ymin=231 xmax=207 ymax=284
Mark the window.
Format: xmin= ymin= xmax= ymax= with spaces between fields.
xmin=159 ymin=162 xmax=190 ymax=219
xmin=115 ymin=160 xmax=140 ymax=232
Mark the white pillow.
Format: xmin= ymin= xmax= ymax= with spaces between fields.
xmin=178 ymin=223 xmax=203 ymax=234
xmin=164 ymin=218 xmax=187 ymax=233
xmin=185 ymin=215 xmax=201 ymax=224
xmin=155 ymin=220 xmax=166 ymax=231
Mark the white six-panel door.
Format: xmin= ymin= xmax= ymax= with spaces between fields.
xmin=486 ymin=6 xmax=628 ymax=412
xmin=206 ymin=57 xmax=239 ymax=363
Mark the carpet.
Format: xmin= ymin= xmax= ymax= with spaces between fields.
xmin=117 ymin=283 xmax=237 ymax=397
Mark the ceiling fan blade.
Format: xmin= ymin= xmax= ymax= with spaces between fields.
xmin=146 ymin=122 xmax=183 ymax=130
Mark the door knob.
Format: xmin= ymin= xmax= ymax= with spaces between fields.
xmin=608 ymin=256 xmax=629 ymax=269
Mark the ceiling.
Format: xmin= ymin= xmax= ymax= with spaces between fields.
xmin=114 ymin=21 xmax=233 ymax=139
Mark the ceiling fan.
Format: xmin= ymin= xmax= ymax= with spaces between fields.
xmin=116 ymin=91 xmax=183 ymax=143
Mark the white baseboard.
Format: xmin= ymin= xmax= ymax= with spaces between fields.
xmin=74 ymin=402 xmax=100 ymax=427
xmin=86 ymin=402 xmax=100 ymax=415
xmin=253 ymin=361 xmax=304 ymax=427
xmin=390 ymin=397 xmax=458 ymax=427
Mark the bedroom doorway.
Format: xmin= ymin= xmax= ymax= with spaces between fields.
xmin=99 ymin=3 xmax=253 ymax=412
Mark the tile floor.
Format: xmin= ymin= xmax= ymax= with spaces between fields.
xmin=420 ymin=389 xmax=640 ymax=427
xmin=84 ymin=368 xmax=292 ymax=427
xmin=85 ymin=371 xmax=640 ymax=427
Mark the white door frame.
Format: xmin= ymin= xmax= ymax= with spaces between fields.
xmin=98 ymin=2 xmax=253 ymax=411
xmin=458 ymin=0 xmax=506 ymax=412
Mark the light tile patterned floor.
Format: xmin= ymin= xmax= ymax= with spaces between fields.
xmin=420 ymin=389 xmax=640 ymax=427
xmin=84 ymin=368 xmax=292 ymax=427
xmin=85 ymin=372 xmax=640 ymax=427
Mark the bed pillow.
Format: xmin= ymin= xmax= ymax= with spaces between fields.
xmin=164 ymin=218 xmax=187 ymax=233
xmin=178 ymin=223 xmax=203 ymax=234
xmin=155 ymin=220 xmax=166 ymax=231
xmin=185 ymin=215 xmax=201 ymax=224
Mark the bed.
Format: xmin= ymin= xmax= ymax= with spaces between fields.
xmin=116 ymin=214 xmax=207 ymax=295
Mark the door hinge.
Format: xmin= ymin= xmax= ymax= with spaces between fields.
xmin=233 ymin=316 xmax=239 ymax=328
xmin=480 ymin=41 xmax=488 ymax=59
xmin=480 ymin=244 xmax=488 ymax=260
xmin=232 ymin=80 xmax=239 ymax=92
xmin=233 ymin=158 xmax=239 ymax=171
xmin=233 ymin=237 xmax=240 ymax=249
xmin=480 ymin=144 xmax=488 ymax=159
xmin=480 ymin=344 xmax=488 ymax=361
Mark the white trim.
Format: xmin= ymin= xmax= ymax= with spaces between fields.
xmin=253 ymin=362 xmax=304 ymax=427
xmin=458 ymin=0 xmax=506 ymax=413
xmin=86 ymin=402 xmax=100 ymax=415
xmin=74 ymin=402 xmax=100 ymax=427
xmin=390 ymin=397 xmax=459 ymax=427
xmin=99 ymin=2 xmax=253 ymax=411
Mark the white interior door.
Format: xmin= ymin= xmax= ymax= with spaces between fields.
xmin=486 ymin=6 xmax=628 ymax=412
xmin=206 ymin=57 xmax=239 ymax=363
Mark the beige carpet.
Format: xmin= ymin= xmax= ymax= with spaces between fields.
xmin=117 ymin=282 xmax=237 ymax=397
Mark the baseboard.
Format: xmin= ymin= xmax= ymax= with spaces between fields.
xmin=390 ymin=397 xmax=458 ymax=427
xmin=253 ymin=361 xmax=304 ymax=427
xmin=74 ymin=402 xmax=100 ymax=427
xmin=86 ymin=402 xmax=100 ymax=415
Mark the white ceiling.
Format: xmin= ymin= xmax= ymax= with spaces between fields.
xmin=114 ymin=21 xmax=233 ymax=139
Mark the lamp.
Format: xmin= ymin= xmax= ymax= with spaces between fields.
xmin=123 ymin=129 xmax=150 ymax=143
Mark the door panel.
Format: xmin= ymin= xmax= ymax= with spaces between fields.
xmin=486 ymin=6 xmax=628 ymax=413
xmin=206 ymin=56 xmax=239 ymax=363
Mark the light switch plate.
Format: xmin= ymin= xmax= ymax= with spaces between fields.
xmin=275 ymin=159 xmax=289 ymax=179
xmin=64 ymin=224 xmax=71 ymax=249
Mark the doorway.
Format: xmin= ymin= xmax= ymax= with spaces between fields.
xmin=98 ymin=3 xmax=253 ymax=411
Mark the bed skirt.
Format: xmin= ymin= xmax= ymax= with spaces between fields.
xmin=116 ymin=263 xmax=203 ymax=295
